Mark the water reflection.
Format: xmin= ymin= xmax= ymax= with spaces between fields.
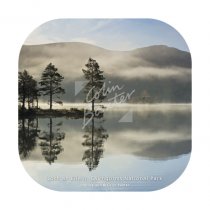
xmin=132 ymin=139 xmax=191 ymax=159
xmin=82 ymin=115 xmax=109 ymax=171
xmin=19 ymin=105 xmax=191 ymax=191
xmin=18 ymin=117 xmax=39 ymax=159
xmin=38 ymin=118 xmax=65 ymax=164
xmin=19 ymin=105 xmax=191 ymax=164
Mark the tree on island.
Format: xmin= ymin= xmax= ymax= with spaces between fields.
xmin=26 ymin=78 xmax=40 ymax=109
xmin=82 ymin=58 xmax=106 ymax=114
xmin=39 ymin=63 xmax=65 ymax=110
xmin=19 ymin=70 xmax=39 ymax=110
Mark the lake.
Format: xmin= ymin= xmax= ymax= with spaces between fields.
xmin=18 ymin=104 xmax=191 ymax=191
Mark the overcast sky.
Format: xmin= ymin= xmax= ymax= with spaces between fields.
xmin=25 ymin=19 xmax=189 ymax=52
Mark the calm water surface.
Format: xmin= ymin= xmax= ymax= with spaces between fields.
xmin=19 ymin=104 xmax=191 ymax=191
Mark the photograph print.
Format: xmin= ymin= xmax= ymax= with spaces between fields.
xmin=18 ymin=19 xmax=191 ymax=191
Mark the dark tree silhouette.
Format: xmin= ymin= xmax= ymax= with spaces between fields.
xmin=26 ymin=78 xmax=40 ymax=109
xmin=82 ymin=58 xmax=106 ymax=114
xmin=82 ymin=116 xmax=108 ymax=171
xmin=31 ymin=80 xmax=40 ymax=109
xmin=18 ymin=117 xmax=39 ymax=159
xmin=39 ymin=63 xmax=65 ymax=110
xmin=19 ymin=70 xmax=39 ymax=110
xmin=38 ymin=118 xmax=65 ymax=164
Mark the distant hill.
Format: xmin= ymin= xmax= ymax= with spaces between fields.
xmin=19 ymin=42 xmax=191 ymax=103
xmin=132 ymin=45 xmax=191 ymax=68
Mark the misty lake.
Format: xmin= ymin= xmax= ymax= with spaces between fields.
xmin=19 ymin=104 xmax=191 ymax=191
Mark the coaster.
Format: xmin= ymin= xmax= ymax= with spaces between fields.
xmin=18 ymin=19 xmax=191 ymax=191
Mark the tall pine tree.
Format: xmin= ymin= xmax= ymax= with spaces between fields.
xmin=82 ymin=58 xmax=106 ymax=114
xmin=39 ymin=63 xmax=65 ymax=110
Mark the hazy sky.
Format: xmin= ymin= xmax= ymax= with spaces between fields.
xmin=25 ymin=19 xmax=189 ymax=51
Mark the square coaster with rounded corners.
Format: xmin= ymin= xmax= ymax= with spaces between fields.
xmin=18 ymin=19 xmax=191 ymax=191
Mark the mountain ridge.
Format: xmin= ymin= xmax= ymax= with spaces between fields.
xmin=19 ymin=42 xmax=191 ymax=103
xmin=22 ymin=41 xmax=190 ymax=53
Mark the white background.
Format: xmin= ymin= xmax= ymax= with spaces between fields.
xmin=0 ymin=0 xmax=209 ymax=209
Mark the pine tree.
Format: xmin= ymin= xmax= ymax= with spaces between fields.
xmin=19 ymin=70 xmax=38 ymax=110
xmin=82 ymin=58 xmax=106 ymax=114
xmin=39 ymin=63 xmax=65 ymax=110
xmin=26 ymin=78 xmax=39 ymax=109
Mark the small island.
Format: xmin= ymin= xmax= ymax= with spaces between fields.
xmin=19 ymin=59 xmax=106 ymax=119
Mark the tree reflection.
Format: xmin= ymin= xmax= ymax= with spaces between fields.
xmin=18 ymin=117 xmax=39 ymax=159
xmin=82 ymin=116 xmax=108 ymax=171
xmin=38 ymin=118 xmax=65 ymax=164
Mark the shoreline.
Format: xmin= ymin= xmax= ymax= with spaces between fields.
xmin=34 ymin=102 xmax=192 ymax=110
